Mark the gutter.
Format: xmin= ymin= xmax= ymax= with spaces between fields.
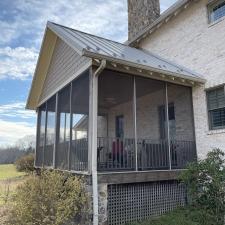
xmin=94 ymin=59 xmax=107 ymax=77
xmin=83 ymin=50 xmax=206 ymax=84
xmin=92 ymin=59 xmax=106 ymax=225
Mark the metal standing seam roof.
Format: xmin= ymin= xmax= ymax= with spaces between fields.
xmin=47 ymin=22 xmax=205 ymax=83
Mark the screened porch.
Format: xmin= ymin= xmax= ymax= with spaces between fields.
xmin=97 ymin=70 xmax=196 ymax=171
xmin=35 ymin=69 xmax=197 ymax=173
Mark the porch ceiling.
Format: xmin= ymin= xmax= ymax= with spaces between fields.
xmin=98 ymin=70 xmax=164 ymax=111
xmin=47 ymin=22 xmax=206 ymax=85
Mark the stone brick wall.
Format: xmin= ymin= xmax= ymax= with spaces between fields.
xmin=127 ymin=0 xmax=160 ymax=40
xmin=139 ymin=0 xmax=225 ymax=157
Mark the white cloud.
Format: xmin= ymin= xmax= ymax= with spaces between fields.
xmin=0 ymin=119 xmax=36 ymax=146
xmin=0 ymin=102 xmax=36 ymax=146
xmin=1 ymin=0 xmax=128 ymax=47
xmin=0 ymin=102 xmax=36 ymax=119
xmin=0 ymin=47 xmax=38 ymax=79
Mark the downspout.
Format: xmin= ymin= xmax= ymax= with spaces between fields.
xmin=92 ymin=59 xmax=106 ymax=225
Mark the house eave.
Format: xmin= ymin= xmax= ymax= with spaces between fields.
xmin=84 ymin=50 xmax=206 ymax=86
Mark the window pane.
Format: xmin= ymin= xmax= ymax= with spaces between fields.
xmin=207 ymin=86 xmax=225 ymax=129
xmin=44 ymin=96 xmax=56 ymax=167
xmin=71 ymin=72 xmax=89 ymax=171
xmin=167 ymin=83 xmax=196 ymax=169
xmin=211 ymin=0 xmax=225 ymax=22
xmin=97 ymin=71 xmax=134 ymax=171
xmin=208 ymin=87 xmax=225 ymax=110
xmin=210 ymin=108 xmax=225 ymax=128
xmin=136 ymin=77 xmax=168 ymax=170
xmin=36 ymin=104 xmax=46 ymax=167
xmin=56 ymin=85 xmax=71 ymax=170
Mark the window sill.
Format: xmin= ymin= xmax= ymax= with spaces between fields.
xmin=208 ymin=16 xmax=225 ymax=27
xmin=207 ymin=128 xmax=225 ymax=135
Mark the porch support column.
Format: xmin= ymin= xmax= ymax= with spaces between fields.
xmin=43 ymin=103 xmax=47 ymax=167
xmin=35 ymin=108 xmax=40 ymax=168
xmin=53 ymin=93 xmax=58 ymax=169
xmin=133 ymin=77 xmax=138 ymax=171
xmin=88 ymin=67 xmax=99 ymax=225
xmin=165 ymin=82 xmax=172 ymax=170
xmin=68 ymin=83 xmax=72 ymax=171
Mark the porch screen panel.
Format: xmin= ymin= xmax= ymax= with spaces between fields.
xmin=136 ymin=77 xmax=168 ymax=170
xmin=97 ymin=71 xmax=135 ymax=171
xmin=70 ymin=72 xmax=89 ymax=171
xmin=56 ymin=85 xmax=71 ymax=170
xmin=44 ymin=96 xmax=56 ymax=167
xmin=167 ymin=84 xmax=196 ymax=169
xmin=36 ymin=104 xmax=46 ymax=167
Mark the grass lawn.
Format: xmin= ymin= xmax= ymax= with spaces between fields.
xmin=0 ymin=164 xmax=26 ymax=205
xmin=130 ymin=207 xmax=216 ymax=225
xmin=0 ymin=164 xmax=25 ymax=180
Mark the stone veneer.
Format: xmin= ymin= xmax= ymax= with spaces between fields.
xmin=127 ymin=0 xmax=160 ymax=40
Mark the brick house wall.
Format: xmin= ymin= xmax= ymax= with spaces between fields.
xmin=138 ymin=0 xmax=225 ymax=157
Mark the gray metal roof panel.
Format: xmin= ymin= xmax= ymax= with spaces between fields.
xmin=48 ymin=22 xmax=204 ymax=82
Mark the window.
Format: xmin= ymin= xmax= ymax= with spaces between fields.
xmin=159 ymin=103 xmax=176 ymax=140
xmin=116 ymin=115 xmax=124 ymax=138
xmin=208 ymin=0 xmax=225 ymax=23
xmin=207 ymin=86 xmax=225 ymax=130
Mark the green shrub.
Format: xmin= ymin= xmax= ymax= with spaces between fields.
xmin=180 ymin=148 xmax=225 ymax=225
xmin=14 ymin=153 xmax=34 ymax=172
xmin=6 ymin=170 xmax=88 ymax=225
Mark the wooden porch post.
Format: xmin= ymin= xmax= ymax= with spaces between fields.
xmin=43 ymin=103 xmax=47 ymax=168
xmin=133 ymin=77 xmax=138 ymax=171
xmin=53 ymin=93 xmax=58 ymax=169
xmin=35 ymin=108 xmax=40 ymax=168
xmin=88 ymin=66 xmax=99 ymax=224
xmin=68 ymin=83 xmax=72 ymax=171
xmin=165 ymin=82 xmax=172 ymax=170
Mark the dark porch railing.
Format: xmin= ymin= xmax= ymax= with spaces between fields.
xmin=97 ymin=137 xmax=135 ymax=171
xmin=97 ymin=137 xmax=196 ymax=172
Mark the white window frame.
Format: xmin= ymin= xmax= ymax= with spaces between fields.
xmin=208 ymin=0 xmax=225 ymax=23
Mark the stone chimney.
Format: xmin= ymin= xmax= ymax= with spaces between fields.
xmin=128 ymin=0 xmax=160 ymax=40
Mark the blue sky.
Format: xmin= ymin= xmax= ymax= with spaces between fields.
xmin=0 ymin=0 xmax=177 ymax=146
